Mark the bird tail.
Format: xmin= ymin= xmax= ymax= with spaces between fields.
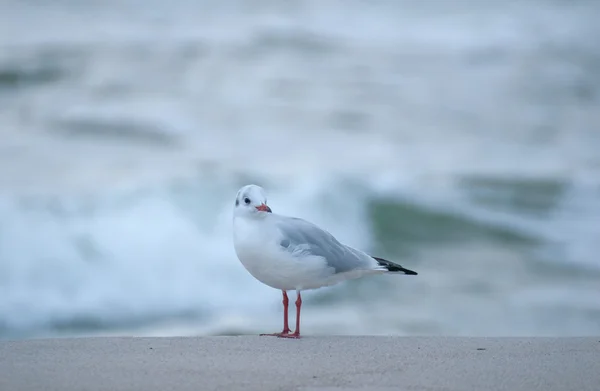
xmin=372 ymin=257 xmax=418 ymax=275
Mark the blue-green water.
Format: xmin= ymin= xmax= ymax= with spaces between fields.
xmin=1 ymin=0 xmax=599 ymax=340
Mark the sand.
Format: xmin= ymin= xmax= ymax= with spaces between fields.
xmin=1 ymin=336 xmax=598 ymax=391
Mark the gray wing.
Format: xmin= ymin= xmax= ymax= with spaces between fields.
xmin=274 ymin=216 xmax=375 ymax=273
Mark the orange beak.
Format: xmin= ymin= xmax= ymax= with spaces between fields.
xmin=256 ymin=203 xmax=272 ymax=213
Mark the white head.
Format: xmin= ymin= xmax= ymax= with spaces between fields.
xmin=234 ymin=184 xmax=272 ymax=218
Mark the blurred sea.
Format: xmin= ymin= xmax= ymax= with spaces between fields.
xmin=1 ymin=0 xmax=599 ymax=340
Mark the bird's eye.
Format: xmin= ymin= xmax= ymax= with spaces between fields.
xmin=244 ymin=197 xmax=251 ymax=204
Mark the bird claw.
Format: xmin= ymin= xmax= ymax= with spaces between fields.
xmin=259 ymin=331 xmax=291 ymax=337
xmin=259 ymin=330 xmax=301 ymax=338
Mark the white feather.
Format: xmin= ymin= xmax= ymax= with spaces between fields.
xmin=232 ymin=184 xmax=387 ymax=291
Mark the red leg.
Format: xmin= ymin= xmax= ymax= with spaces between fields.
xmin=282 ymin=291 xmax=290 ymax=333
xmin=260 ymin=291 xmax=291 ymax=336
xmin=278 ymin=291 xmax=301 ymax=339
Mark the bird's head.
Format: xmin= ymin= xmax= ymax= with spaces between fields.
xmin=234 ymin=184 xmax=272 ymax=218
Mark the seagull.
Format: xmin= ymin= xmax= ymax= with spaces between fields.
xmin=232 ymin=184 xmax=418 ymax=338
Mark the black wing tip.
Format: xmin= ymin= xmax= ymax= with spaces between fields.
xmin=373 ymin=257 xmax=418 ymax=275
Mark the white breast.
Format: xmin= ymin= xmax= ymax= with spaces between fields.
xmin=233 ymin=216 xmax=334 ymax=291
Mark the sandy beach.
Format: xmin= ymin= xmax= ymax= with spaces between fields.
xmin=1 ymin=336 xmax=598 ymax=391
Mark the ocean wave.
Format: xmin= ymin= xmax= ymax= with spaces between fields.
xmin=1 ymin=174 xmax=599 ymax=339
xmin=1 ymin=0 xmax=600 ymax=339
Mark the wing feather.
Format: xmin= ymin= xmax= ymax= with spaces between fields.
xmin=274 ymin=216 xmax=375 ymax=273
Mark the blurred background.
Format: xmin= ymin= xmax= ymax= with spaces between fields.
xmin=1 ymin=0 xmax=599 ymax=340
